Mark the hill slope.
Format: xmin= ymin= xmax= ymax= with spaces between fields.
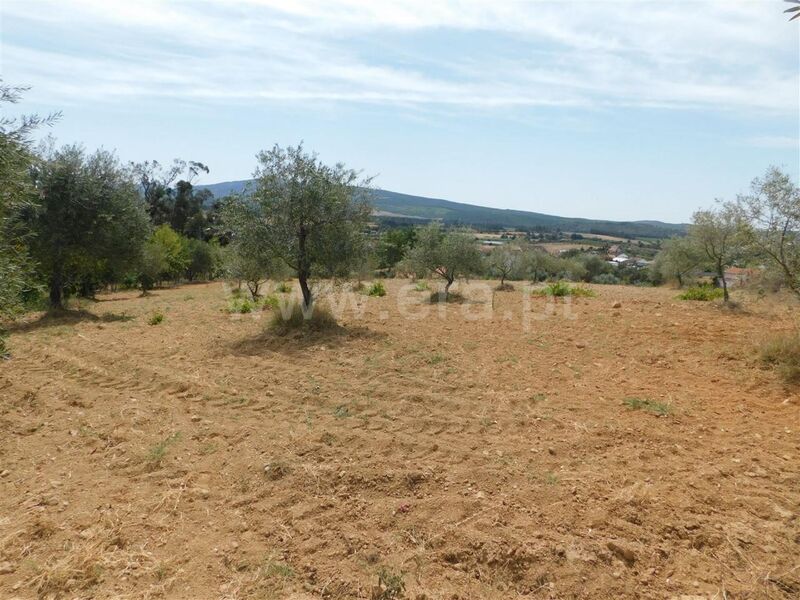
xmin=198 ymin=179 xmax=687 ymax=238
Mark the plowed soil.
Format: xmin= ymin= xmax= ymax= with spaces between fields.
xmin=1 ymin=281 xmax=798 ymax=599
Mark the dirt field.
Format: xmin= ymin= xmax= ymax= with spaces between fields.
xmin=1 ymin=280 xmax=798 ymax=599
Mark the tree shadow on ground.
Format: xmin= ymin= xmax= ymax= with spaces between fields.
xmin=7 ymin=309 xmax=134 ymax=333
xmin=228 ymin=323 xmax=386 ymax=358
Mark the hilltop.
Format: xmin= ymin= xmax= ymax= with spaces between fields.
xmin=198 ymin=180 xmax=687 ymax=239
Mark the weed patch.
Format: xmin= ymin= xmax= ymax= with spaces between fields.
xmin=678 ymin=285 xmax=724 ymax=301
xmin=760 ymin=333 xmax=800 ymax=385
xmin=623 ymin=397 xmax=670 ymax=416
xmin=533 ymin=282 xmax=596 ymax=297
xmin=146 ymin=432 xmax=181 ymax=468
xmin=269 ymin=303 xmax=338 ymax=334
xmin=368 ymin=281 xmax=387 ymax=297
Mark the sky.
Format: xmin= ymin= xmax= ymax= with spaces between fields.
xmin=1 ymin=0 xmax=798 ymax=223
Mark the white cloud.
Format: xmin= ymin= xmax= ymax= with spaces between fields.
xmin=1 ymin=0 xmax=797 ymax=114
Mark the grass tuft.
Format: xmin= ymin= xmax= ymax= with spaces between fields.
xmin=146 ymin=432 xmax=181 ymax=469
xmin=269 ymin=302 xmax=338 ymax=334
xmin=677 ymin=284 xmax=724 ymax=301
xmin=623 ymin=397 xmax=670 ymax=416
xmin=760 ymin=333 xmax=800 ymax=385
xmin=413 ymin=280 xmax=429 ymax=292
xmin=148 ymin=311 xmax=165 ymax=326
xmin=533 ymin=282 xmax=596 ymax=298
xmin=373 ymin=567 xmax=405 ymax=600
xmin=428 ymin=290 xmax=465 ymax=303
xmin=367 ymin=281 xmax=387 ymax=297
xmin=275 ymin=281 xmax=292 ymax=294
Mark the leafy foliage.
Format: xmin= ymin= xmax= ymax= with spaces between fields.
xmin=367 ymin=281 xmax=387 ymax=297
xmin=405 ymin=223 xmax=482 ymax=298
xmin=533 ymin=281 xmax=596 ymax=297
xmin=223 ymin=143 xmax=372 ymax=309
xmin=377 ymin=227 xmax=416 ymax=270
xmin=677 ymin=284 xmax=724 ymax=301
xmin=487 ymin=245 xmax=523 ymax=286
xmin=689 ymin=204 xmax=743 ymax=303
xmin=0 ymin=82 xmax=56 ymax=322
xmin=736 ymin=167 xmax=800 ymax=299
xmin=28 ymin=145 xmax=150 ymax=308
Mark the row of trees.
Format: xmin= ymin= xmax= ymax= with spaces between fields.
xmin=1 ymin=81 xmax=797 ymax=340
xmin=0 ymin=84 xmax=232 ymax=321
xmin=653 ymin=167 xmax=800 ymax=302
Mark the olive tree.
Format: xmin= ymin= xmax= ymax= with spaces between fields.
xmin=0 ymin=83 xmax=58 ymax=323
xmin=29 ymin=145 xmax=150 ymax=308
xmin=405 ymin=223 xmax=483 ymax=299
xmin=223 ymin=144 xmax=372 ymax=309
xmin=689 ymin=204 xmax=743 ymax=303
xmin=487 ymin=245 xmax=522 ymax=288
xmin=224 ymin=240 xmax=288 ymax=300
xmin=736 ymin=167 xmax=800 ymax=299
xmin=653 ymin=237 xmax=705 ymax=288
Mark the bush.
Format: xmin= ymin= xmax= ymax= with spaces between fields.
xmin=275 ymin=281 xmax=292 ymax=294
xmin=760 ymin=334 xmax=800 ymax=385
xmin=367 ymin=281 xmax=387 ymax=297
xmin=261 ymin=294 xmax=280 ymax=310
xmin=428 ymin=290 xmax=465 ymax=303
xmin=227 ymin=298 xmax=253 ymax=314
xmin=148 ymin=312 xmax=164 ymax=326
xmin=269 ymin=302 xmax=338 ymax=334
xmin=532 ymin=282 xmax=596 ymax=298
xmin=678 ymin=284 xmax=724 ymax=301
xmin=414 ymin=281 xmax=429 ymax=292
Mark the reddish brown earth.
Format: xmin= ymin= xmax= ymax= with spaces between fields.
xmin=0 ymin=280 xmax=798 ymax=599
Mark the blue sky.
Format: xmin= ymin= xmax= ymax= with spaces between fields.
xmin=2 ymin=0 xmax=798 ymax=223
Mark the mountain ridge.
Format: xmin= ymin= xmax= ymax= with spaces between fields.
xmin=197 ymin=179 xmax=687 ymax=238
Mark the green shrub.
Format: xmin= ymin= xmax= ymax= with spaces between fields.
xmin=414 ymin=281 xmax=429 ymax=292
xmin=148 ymin=312 xmax=165 ymax=326
xmin=275 ymin=281 xmax=292 ymax=294
xmin=261 ymin=294 xmax=280 ymax=310
xmin=227 ymin=297 xmax=258 ymax=314
xmin=428 ymin=290 xmax=465 ymax=303
xmin=533 ymin=282 xmax=596 ymax=298
xmin=677 ymin=284 xmax=724 ymax=301
xmin=269 ymin=302 xmax=338 ymax=334
xmin=374 ymin=568 xmax=405 ymax=600
xmin=623 ymin=397 xmax=670 ymax=416
xmin=760 ymin=334 xmax=800 ymax=385
xmin=368 ymin=281 xmax=387 ymax=297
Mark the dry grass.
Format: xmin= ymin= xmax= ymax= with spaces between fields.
xmin=1 ymin=280 xmax=798 ymax=599
xmin=268 ymin=301 xmax=339 ymax=333
xmin=760 ymin=333 xmax=800 ymax=385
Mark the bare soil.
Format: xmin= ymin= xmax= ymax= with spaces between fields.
xmin=1 ymin=281 xmax=798 ymax=599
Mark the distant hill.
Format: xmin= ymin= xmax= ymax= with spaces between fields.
xmin=197 ymin=179 xmax=687 ymax=239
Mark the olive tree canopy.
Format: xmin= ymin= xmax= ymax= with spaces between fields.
xmin=223 ymin=144 xmax=372 ymax=309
